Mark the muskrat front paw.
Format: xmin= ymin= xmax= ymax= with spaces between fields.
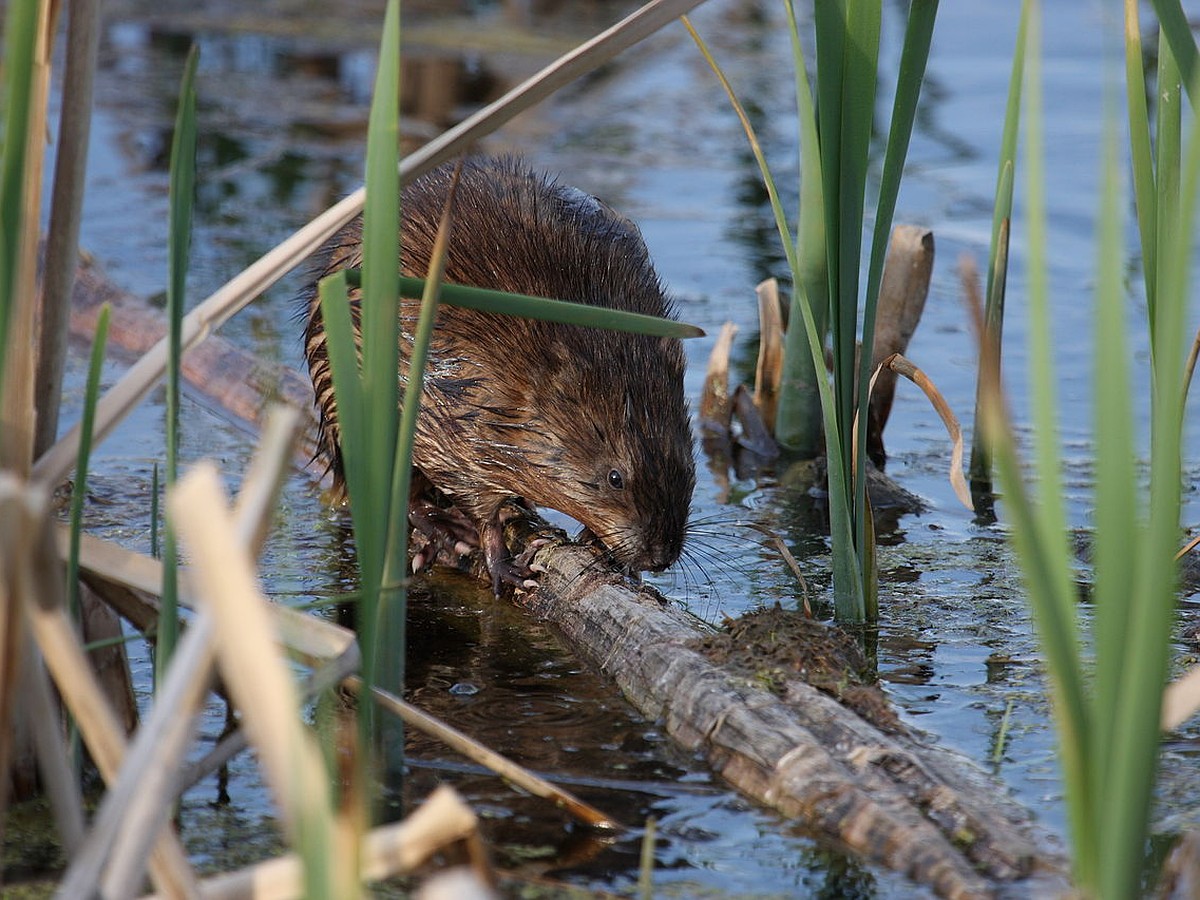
xmin=482 ymin=518 xmax=538 ymax=597
xmin=409 ymin=501 xmax=479 ymax=570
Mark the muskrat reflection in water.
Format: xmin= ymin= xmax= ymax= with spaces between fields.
xmin=303 ymin=157 xmax=695 ymax=594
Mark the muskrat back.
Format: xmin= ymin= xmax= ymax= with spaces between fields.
xmin=304 ymin=156 xmax=695 ymax=587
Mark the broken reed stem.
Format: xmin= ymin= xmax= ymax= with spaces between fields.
xmin=62 ymin=407 xmax=302 ymax=896
xmin=5 ymin=476 xmax=199 ymax=897
xmin=169 ymin=461 xmax=350 ymax=895
xmin=35 ymin=0 xmax=101 ymax=457
xmin=140 ymin=785 xmax=484 ymax=900
xmin=19 ymin=619 xmax=86 ymax=854
xmin=1 ymin=0 xmax=55 ymax=475
xmin=754 ymin=279 xmax=784 ymax=431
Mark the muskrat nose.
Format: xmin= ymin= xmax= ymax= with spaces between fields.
xmin=644 ymin=542 xmax=682 ymax=573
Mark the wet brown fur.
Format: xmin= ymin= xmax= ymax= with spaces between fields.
xmin=303 ymin=156 xmax=695 ymax=574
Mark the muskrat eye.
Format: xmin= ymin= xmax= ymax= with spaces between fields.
xmin=607 ymin=469 xmax=625 ymax=490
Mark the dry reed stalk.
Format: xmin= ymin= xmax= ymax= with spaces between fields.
xmin=60 ymin=408 xmax=302 ymax=897
xmin=1 ymin=0 xmax=55 ymax=474
xmin=168 ymin=461 xmax=348 ymax=891
xmin=754 ymin=279 xmax=784 ymax=430
xmin=1 ymin=0 xmax=60 ymax=819
xmin=35 ymin=0 xmax=100 ymax=456
xmin=1163 ymin=664 xmax=1200 ymax=731
xmin=19 ymin=628 xmax=85 ymax=853
xmin=5 ymin=476 xmax=199 ymax=896
xmin=31 ymin=0 xmax=708 ymax=491
xmin=415 ymin=868 xmax=497 ymax=900
xmin=140 ymin=784 xmax=483 ymax=900
xmin=0 ymin=481 xmax=25 ymax=853
xmin=868 ymin=226 xmax=935 ymax=439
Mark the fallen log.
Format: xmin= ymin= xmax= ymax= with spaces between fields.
xmin=67 ymin=259 xmax=1072 ymax=897
xmin=518 ymin=539 xmax=1069 ymax=899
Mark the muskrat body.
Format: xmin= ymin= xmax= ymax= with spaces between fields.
xmin=304 ymin=157 xmax=695 ymax=591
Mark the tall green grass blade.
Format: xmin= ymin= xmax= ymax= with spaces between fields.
xmin=158 ymin=44 xmax=198 ymax=685
xmin=1124 ymin=0 xmax=1157 ymax=313
xmin=833 ymin=0 xmax=881 ymax=477
xmin=68 ymin=304 xmax=110 ymax=620
xmin=775 ymin=0 xmax=827 ymax=457
xmin=988 ymin=0 xmax=1030 ymax=309
xmin=359 ymin=0 xmax=401 ymax=560
xmin=1095 ymin=63 xmax=1197 ymax=900
xmin=969 ymin=0 xmax=1029 ymax=505
xmin=1014 ymin=3 xmax=1097 ymax=884
xmin=376 ymin=192 xmax=455 ymax=768
xmin=398 ymin=276 xmax=703 ymax=338
xmin=317 ymin=273 xmax=366 ymax=485
xmin=318 ymin=0 xmax=402 ymax=775
xmin=1150 ymin=27 xmax=1181 ymax=347
xmin=361 ymin=0 xmax=403 ymax=764
xmin=855 ymin=0 xmax=937 ymax=558
xmin=1149 ymin=0 xmax=1197 ymax=104
xmin=685 ymin=15 xmax=860 ymax=616
xmin=1090 ymin=110 xmax=1140 ymax=896
xmin=0 ymin=0 xmax=39 ymax=399
xmin=809 ymin=0 xmax=871 ymax=623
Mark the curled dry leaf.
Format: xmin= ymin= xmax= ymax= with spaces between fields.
xmin=857 ymin=353 xmax=972 ymax=512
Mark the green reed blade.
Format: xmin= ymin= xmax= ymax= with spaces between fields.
xmin=1090 ymin=111 xmax=1138 ymax=882
xmin=855 ymin=0 xmax=937 ymax=552
xmin=1095 ymin=62 xmax=1197 ymax=900
xmin=400 ymin=276 xmax=703 ymax=338
xmin=1124 ymin=0 xmax=1157 ymax=313
xmin=359 ymin=0 xmax=401 ymax=545
xmin=1149 ymin=0 xmax=1197 ymax=104
xmin=159 ymin=43 xmax=198 ymax=685
xmin=67 ymin=304 xmax=110 ymax=621
xmin=969 ymin=0 xmax=1030 ymax=504
xmin=317 ymin=271 xmax=365 ymax=493
xmin=320 ymin=0 xmax=403 ymax=807
xmin=833 ymin=0 xmax=881 ymax=480
xmin=377 ymin=179 xmax=457 ymax=732
xmin=989 ymin=0 xmax=1029 ymax=306
xmin=0 ymin=0 xmax=38 ymax=399
xmin=775 ymin=0 xmax=828 ymax=457
xmin=1150 ymin=26 xmax=1181 ymax=345
xmin=685 ymin=12 xmax=860 ymax=616
xmin=1015 ymin=3 xmax=1096 ymax=883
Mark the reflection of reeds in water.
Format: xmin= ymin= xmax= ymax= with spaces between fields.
xmin=3 ymin=0 xmax=703 ymax=892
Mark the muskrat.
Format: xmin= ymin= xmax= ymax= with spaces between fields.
xmin=303 ymin=156 xmax=695 ymax=593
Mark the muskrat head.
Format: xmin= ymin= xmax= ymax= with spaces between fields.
xmin=523 ymin=330 xmax=696 ymax=574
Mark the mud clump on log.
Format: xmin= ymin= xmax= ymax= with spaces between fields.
xmin=690 ymin=605 xmax=900 ymax=734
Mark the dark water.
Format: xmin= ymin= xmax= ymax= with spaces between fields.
xmin=34 ymin=0 xmax=1200 ymax=895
